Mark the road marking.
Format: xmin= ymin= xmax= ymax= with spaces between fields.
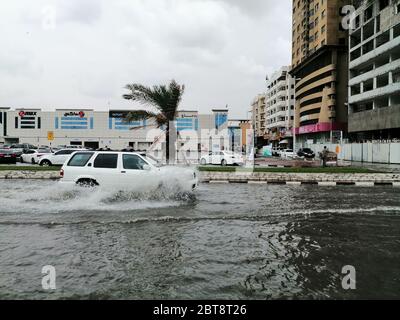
xmin=318 ymin=182 xmax=337 ymax=186
xmin=209 ymin=180 xmax=229 ymax=184
xmin=355 ymin=182 xmax=374 ymax=187
xmin=286 ymin=181 xmax=301 ymax=186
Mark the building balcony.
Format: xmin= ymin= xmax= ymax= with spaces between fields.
xmin=349 ymin=57 xmax=400 ymax=87
xmin=267 ymin=120 xmax=287 ymax=129
xmin=283 ymin=130 xmax=293 ymax=137
xmin=349 ymin=82 xmax=400 ymax=104
xmin=349 ymin=36 xmax=400 ymax=69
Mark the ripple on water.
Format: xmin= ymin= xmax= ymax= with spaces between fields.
xmin=0 ymin=180 xmax=400 ymax=299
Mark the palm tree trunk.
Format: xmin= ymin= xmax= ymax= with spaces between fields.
xmin=166 ymin=122 xmax=170 ymax=164
xmin=165 ymin=121 xmax=177 ymax=165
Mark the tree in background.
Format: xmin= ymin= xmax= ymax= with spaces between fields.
xmin=122 ymin=80 xmax=185 ymax=164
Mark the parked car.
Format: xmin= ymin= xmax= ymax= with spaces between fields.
xmin=272 ymin=147 xmax=284 ymax=157
xmin=0 ymin=149 xmax=18 ymax=164
xmin=297 ymin=148 xmax=316 ymax=159
xmin=56 ymin=145 xmax=86 ymax=150
xmin=200 ymin=151 xmax=244 ymax=166
xmin=59 ymin=151 xmax=198 ymax=191
xmin=280 ymin=149 xmax=296 ymax=159
xmin=10 ymin=143 xmax=37 ymax=157
xmin=21 ymin=148 xmax=53 ymax=164
xmin=39 ymin=149 xmax=82 ymax=166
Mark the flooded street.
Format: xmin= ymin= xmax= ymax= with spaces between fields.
xmin=0 ymin=179 xmax=399 ymax=299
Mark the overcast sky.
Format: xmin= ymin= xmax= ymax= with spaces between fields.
xmin=0 ymin=0 xmax=292 ymax=118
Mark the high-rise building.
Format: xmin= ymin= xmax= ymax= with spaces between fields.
xmin=250 ymin=94 xmax=266 ymax=144
xmin=265 ymin=66 xmax=295 ymax=146
xmin=348 ymin=0 xmax=400 ymax=140
xmin=291 ymin=0 xmax=350 ymax=146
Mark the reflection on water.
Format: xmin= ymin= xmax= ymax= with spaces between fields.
xmin=0 ymin=180 xmax=399 ymax=299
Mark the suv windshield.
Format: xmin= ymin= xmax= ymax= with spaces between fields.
xmin=68 ymin=152 xmax=94 ymax=167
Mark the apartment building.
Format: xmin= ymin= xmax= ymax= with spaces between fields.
xmin=250 ymin=94 xmax=266 ymax=144
xmin=265 ymin=66 xmax=296 ymax=146
xmin=291 ymin=0 xmax=350 ymax=146
xmin=348 ymin=0 xmax=400 ymax=140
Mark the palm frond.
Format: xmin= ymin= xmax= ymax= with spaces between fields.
xmin=124 ymin=110 xmax=158 ymax=122
xmin=129 ymin=124 xmax=158 ymax=131
xmin=123 ymin=110 xmax=167 ymax=128
xmin=122 ymin=80 xmax=185 ymax=121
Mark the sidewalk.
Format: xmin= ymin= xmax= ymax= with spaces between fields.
xmin=254 ymin=157 xmax=322 ymax=168
xmin=347 ymin=161 xmax=400 ymax=173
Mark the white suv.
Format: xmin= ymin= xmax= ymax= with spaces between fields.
xmin=59 ymin=151 xmax=198 ymax=191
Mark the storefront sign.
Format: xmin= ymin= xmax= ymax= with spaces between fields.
xmin=295 ymin=123 xmax=343 ymax=135
xmin=19 ymin=111 xmax=37 ymax=117
xmin=109 ymin=111 xmax=129 ymax=118
xmin=64 ymin=111 xmax=85 ymax=118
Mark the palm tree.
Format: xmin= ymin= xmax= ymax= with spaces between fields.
xmin=122 ymin=80 xmax=185 ymax=164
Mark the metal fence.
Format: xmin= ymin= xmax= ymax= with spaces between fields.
xmin=305 ymin=142 xmax=400 ymax=164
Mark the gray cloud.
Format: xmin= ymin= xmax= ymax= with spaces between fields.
xmin=0 ymin=0 xmax=292 ymax=117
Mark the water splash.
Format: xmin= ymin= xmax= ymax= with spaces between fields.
xmin=0 ymin=179 xmax=196 ymax=215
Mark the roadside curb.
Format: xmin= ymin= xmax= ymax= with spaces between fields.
xmin=200 ymin=172 xmax=400 ymax=187
xmin=203 ymin=180 xmax=400 ymax=187
xmin=0 ymin=171 xmax=60 ymax=180
xmin=1 ymin=170 xmax=400 ymax=187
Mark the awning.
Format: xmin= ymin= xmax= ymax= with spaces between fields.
xmin=279 ymin=139 xmax=289 ymax=144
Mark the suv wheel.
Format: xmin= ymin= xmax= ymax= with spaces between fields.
xmin=76 ymin=179 xmax=98 ymax=188
xmin=200 ymin=158 xmax=207 ymax=165
xmin=221 ymin=159 xmax=227 ymax=167
xmin=40 ymin=160 xmax=51 ymax=166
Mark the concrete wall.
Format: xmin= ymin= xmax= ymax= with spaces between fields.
xmin=306 ymin=142 xmax=400 ymax=164
xmin=348 ymin=104 xmax=400 ymax=132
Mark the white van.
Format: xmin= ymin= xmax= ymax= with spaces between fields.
xmin=59 ymin=151 xmax=198 ymax=192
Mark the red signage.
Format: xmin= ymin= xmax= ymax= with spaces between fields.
xmin=295 ymin=122 xmax=343 ymax=135
xmin=64 ymin=111 xmax=86 ymax=118
xmin=18 ymin=111 xmax=37 ymax=117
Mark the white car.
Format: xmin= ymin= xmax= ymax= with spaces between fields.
xmin=59 ymin=151 xmax=198 ymax=192
xmin=280 ymin=149 xmax=296 ymax=159
xmin=200 ymin=151 xmax=244 ymax=166
xmin=56 ymin=145 xmax=86 ymax=150
xmin=21 ymin=148 xmax=52 ymax=164
xmin=39 ymin=149 xmax=82 ymax=166
xmin=272 ymin=147 xmax=283 ymax=157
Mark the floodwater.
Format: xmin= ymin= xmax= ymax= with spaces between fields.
xmin=0 ymin=179 xmax=399 ymax=299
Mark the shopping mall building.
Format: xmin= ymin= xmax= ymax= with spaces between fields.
xmin=0 ymin=107 xmax=250 ymax=162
